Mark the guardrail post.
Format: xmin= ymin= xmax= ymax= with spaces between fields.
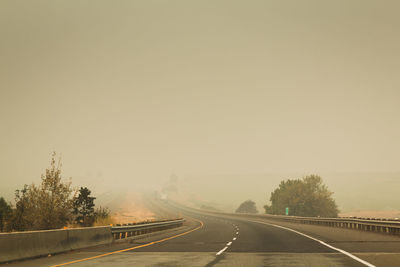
xmin=110 ymin=219 xmax=185 ymax=241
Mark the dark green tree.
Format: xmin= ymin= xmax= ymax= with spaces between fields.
xmin=0 ymin=197 xmax=12 ymax=232
xmin=11 ymin=185 xmax=30 ymax=231
xmin=264 ymin=175 xmax=339 ymax=217
xmin=236 ymin=200 xmax=258 ymax=214
xmin=73 ymin=187 xmax=96 ymax=226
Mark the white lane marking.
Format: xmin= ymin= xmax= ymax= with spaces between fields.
xmin=236 ymin=232 xmax=239 ymax=234
xmin=216 ymin=246 xmax=228 ymax=255
xmin=227 ymin=242 xmax=232 ymax=246
xmin=251 ymin=220 xmax=376 ymax=267
xmin=233 ymin=237 xmax=237 ymax=240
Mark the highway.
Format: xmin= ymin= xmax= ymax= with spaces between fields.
xmin=7 ymin=202 xmax=400 ymax=267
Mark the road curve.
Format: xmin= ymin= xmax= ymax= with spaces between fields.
xmin=7 ymin=201 xmax=400 ymax=267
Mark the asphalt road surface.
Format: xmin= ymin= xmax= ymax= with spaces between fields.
xmin=7 ymin=202 xmax=400 ymax=267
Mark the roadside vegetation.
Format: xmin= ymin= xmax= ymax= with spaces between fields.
xmin=264 ymin=175 xmax=339 ymax=218
xmin=0 ymin=152 xmax=112 ymax=232
xmin=0 ymin=197 xmax=12 ymax=232
xmin=236 ymin=200 xmax=258 ymax=214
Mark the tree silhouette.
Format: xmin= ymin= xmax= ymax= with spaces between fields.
xmin=264 ymin=175 xmax=339 ymax=217
xmin=73 ymin=187 xmax=96 ymax=226
xmin=0 ymin=197 xmax=12 ymax=232
xmin=236 ymin=200 xmax=258 ymax=214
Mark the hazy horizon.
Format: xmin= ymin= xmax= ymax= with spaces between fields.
xmin=1 ymin=1 xmax=399 ymax=213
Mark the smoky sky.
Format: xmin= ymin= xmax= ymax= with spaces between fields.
xmin=1 ymin=0 xmax=399 ymax=198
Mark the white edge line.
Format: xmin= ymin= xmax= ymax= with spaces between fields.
xmin=251 ymin=220 xmax=376 ymax=267
xmin=216 ymin=246 xmax=228 ymax=256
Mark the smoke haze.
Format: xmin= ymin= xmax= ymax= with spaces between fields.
xmin=1 ymin=1 xmax=399 ymax=214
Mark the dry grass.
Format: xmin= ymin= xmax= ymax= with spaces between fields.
xmin=93 ymin=216 xmax=116 ymax=226
xmin=107 ymin=193 xmax=156 ymax=224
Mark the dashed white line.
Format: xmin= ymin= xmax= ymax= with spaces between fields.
xmin=227 ymin=242 xmax=232 ymax=246
xmin=236 ymin=232 xmax=239 ymax=234
xmin=233 ymin=237 xmax=236 ymax=240
xmin=216 ymin=246 xmax=228 ymax=255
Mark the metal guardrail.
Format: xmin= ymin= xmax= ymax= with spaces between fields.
xmin=241 ymin=213 xmax=400 ymax=236
xmin=193 ymin=205 xmax=400 ymax=236
xmin=177 ymin=203 xmax=400 ymax=237
xmin=111 ymin=218 xmax=185 ymax=240
xmin=340 ymin=216 xmax=400 ymax=221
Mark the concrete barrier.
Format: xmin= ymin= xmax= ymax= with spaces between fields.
xmin=68 ymin=226 xmax=113 ymax=250
xmin=0 ymin=226 xmax=112 ymax=263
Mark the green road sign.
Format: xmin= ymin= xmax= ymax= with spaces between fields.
xmin=285 ymin=207 xmax=289 ymax=216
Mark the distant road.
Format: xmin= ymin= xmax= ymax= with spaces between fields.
xmin=8 ymin=202 xmax=400 ymax=267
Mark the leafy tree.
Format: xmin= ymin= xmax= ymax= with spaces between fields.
xmin=264 ymin=175 xmax=339 ymax=217
xmin=6 ymin=152 xmax=111 ymax=230
xmin=12 ymin=153 xmax=75 ymax=230
xmin=73 ymin=187 xmax=96 ymax=227
xmin=0 ymin=197 xmax=12 ymax=232
xmin=11 ymin=184 xmax=31 ymax=231
xmin=236 ymin=200 xmax=258 ymax=214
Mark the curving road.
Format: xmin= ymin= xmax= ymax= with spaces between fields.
xmin=8 ymin=202 xmax=400 ymax=267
